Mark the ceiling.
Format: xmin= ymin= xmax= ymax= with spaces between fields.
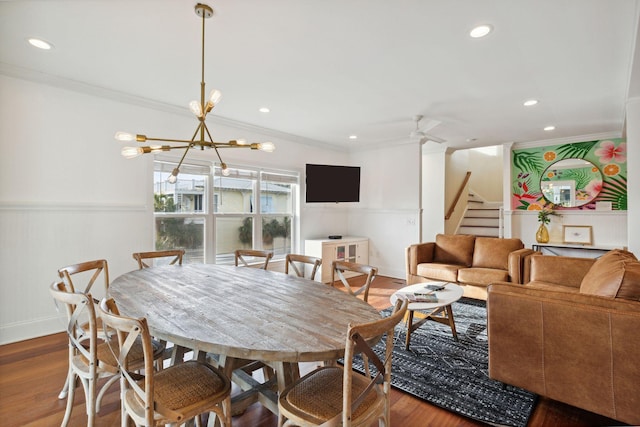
xmin=1 ymin=0 xmax=639 ymax=151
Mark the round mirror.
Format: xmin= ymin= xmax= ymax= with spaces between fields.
xmin=540 ymin=159 xmax=602 ymax=207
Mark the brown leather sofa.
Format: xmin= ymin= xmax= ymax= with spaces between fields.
xmin=487 ymin=250 xmax=640 ymax=425
xmin=405 ymin=234 xmax=536 ymax=299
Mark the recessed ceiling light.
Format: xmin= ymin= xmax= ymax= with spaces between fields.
xmin=27 ymin=38 xmax=53 ymax=50
xmin=544 ymin=125 xmax=556 ymax=131
xmin=348 ymin=135 xmax=358 ymax=140
xmin=470 ymin=25 xmax=492 ymax=38
xmin=259 ymin=107 xmax=270 ymax=113
xmin=523 ymin=99 xmax=538 ymax=107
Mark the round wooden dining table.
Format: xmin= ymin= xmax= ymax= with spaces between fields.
xmin=109 ymin=263 xmax=382 ymax=414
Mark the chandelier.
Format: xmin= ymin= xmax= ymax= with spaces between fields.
xmin=115 ymin=3 xmax=275 ymax=183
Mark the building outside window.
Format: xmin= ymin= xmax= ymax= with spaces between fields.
xmin=154 ymin=160 xmax=298 ymax=264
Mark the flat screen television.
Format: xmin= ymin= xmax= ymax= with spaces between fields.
xmin=305 ymin=163 xmax=361 ymax=203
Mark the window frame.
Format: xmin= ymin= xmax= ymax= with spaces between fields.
xmin=153 ymin=159 xmax=299 ymax=265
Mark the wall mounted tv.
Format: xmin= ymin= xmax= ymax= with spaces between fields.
xmin=305 ymin=163 xmax=361 ymax=203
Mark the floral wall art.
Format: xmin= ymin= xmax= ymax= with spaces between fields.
xmin=511 ymin=138 xmax=627 ymax=211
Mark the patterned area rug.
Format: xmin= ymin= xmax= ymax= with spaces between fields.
xmin=352 ymin=297 xmax=537 ymax=427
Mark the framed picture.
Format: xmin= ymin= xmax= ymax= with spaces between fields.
xmin=563 ymin=225 xmax=593 ymax=245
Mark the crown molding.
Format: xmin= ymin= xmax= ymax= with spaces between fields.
xmin=0 ymin=62 xmax=344 ymax=151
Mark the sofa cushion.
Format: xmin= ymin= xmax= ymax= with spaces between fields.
xmin=472 ymin=237 xmax=524 ymax=270
xmin=580 ymin=249 xmax=640 ymax=301
xmin=458 ymin=267 xmax=510 ymax=287
xmin=416 ymin=263 xmax=460 ymax=282
xmin=526 ymin=281 xmax=581 ymax=294
xmin=433 ymin=234 xmax=475 ymax=267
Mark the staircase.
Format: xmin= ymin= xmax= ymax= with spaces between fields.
xmin=457 ymin=191 xmax=503 ymax=237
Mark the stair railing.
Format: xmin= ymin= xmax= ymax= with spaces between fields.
xmin=445 ymin=171 xmax=471 ymax=220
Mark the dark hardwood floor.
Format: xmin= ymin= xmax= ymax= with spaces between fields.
xmin=0 ymin=276 xmax=623 ymax=426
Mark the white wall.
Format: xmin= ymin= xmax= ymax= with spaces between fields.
xmin=0 ymin=75 xmax=378 ymax=344
xmin=467 ymin=146 xmax=503 ymax=201
xmin=347 ymin=142 xmax=422 ymax=279
xmin=509 ymin=211 xmax=628 ymax=250
xmin=421 ymin=144 xmax=447 ymax=241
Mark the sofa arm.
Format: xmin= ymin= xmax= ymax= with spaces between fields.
xmin=405 ymin=242 xmax=435 ymax=279
xmin=487 ymin=283 xmax=640 ymax=425
xmin=528 ymin=255 xmax=596 ymax=287
xmin=507 ymin=248 xmax=539 ymax=284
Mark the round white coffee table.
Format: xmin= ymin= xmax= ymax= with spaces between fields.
xmin=390 ymin=282 xmax=464 ymax=350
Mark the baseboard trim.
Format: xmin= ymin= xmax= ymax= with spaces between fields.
xmin=0 ymin=314 xmax=66 ymax=345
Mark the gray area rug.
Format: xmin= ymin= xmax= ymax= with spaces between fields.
xmin=351 ymin=297 xmax=537 ymax=427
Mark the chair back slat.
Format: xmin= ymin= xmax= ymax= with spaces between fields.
xmin=58 ymin=259 xmax=109 ymax=296
xmin=331 ymin=261 xmax=377 ymax=302
xmin=235 ymin=249 xmax=273 ymax=270
xmin=132 ymin=249 xmax=185 ymax=269
xmin=99 ymin=298 xmax=158 ymax=423
xmin=285 ymin=254 xmax=322 ymax=280
xmin=50 ymin=281 xmax=98 ymax=364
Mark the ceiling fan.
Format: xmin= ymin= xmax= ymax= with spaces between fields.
xmin=410 ymin=115 xmax=446 ymax=144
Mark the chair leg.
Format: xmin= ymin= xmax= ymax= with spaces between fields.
xmin=60 ymin=371 xmax=76 ymax=427
xmin=222 ymin=396 xmax=232 ymax=427
xmin=96 ymin=374 xmax=119 ymax=412
xmin=206 ymin=396 xmax=231 ymax=427
xmin=58 ymin=374 xmax=70 ymax=399
xmin=120 ymin=386 xmax=128 ymax=427
xmin=86 ymin=375 xmax=97 ymax=427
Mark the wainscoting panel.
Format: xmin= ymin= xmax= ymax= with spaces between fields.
xmin=0 ymin=202 xmax=152 ymax=344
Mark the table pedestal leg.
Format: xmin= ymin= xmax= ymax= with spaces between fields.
xmin=208 ymin=353 xmax=298 ymax=416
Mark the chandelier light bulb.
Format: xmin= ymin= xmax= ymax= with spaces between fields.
xmin=115 ymin=131 xmax=136 ymax=142
xmin=236 ymin=138 xmax=248 ymax=145
xmin=221 ymin=163 xmax=230 ymax=176
xmin=167 ymin=168 xmax=180 ymax=184
xmin=121 ymin=146 xmax=144 ymax=159
xmin=208 ymin=89 xmax=222 ymax=105
xmin=189 ymin=100 xmax=203 ymax=117
xmin=257 ymin=142 xmax=276 ymax=152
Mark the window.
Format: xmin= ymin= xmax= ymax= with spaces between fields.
xmin=154 ymin=162 xmax=209 ymax=263
xmin=213 ymin=166 xmax=298 ymax=263
xmin=154 ymin=160 xmax=299 ymax=265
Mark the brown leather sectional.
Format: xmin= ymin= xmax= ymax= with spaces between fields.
xmin=487 ymin=250 xmax=640 ymax=425
xmin=405 ymin=234 xmax=537 ymax=299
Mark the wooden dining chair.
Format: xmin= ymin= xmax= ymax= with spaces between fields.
xmin=132 ymin=249 xmax=185 ymax=269
xmin=278 ymin=298 xmax=409 ymax=427
xmin=132 ymin=249 xmax=187 ymax=364
xmin=331 ymin=260 xmax=378 ymax=303
xmin=56 ymin=259 xmax=110 ymax=400
xmin=235 ymin=249 xmax=273 ymax=269
xmin=49 ymin=282 xmax=164 ymax=427
xmin=98 ymin=298 xmax=232 ymax=427
xmin=285 ymin=254 xmax=322 ymax=280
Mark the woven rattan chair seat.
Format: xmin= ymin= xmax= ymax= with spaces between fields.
xmin=281 ymin=366 xmax=381 ymax=423
xmin=130 ymin=361 xmax=230 ymax=412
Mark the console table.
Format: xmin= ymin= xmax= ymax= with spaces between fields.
xmin=304 ymin=236 xmax=368 ymax=283
xmin=532 ymin=243 xmax=623 ymax=258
